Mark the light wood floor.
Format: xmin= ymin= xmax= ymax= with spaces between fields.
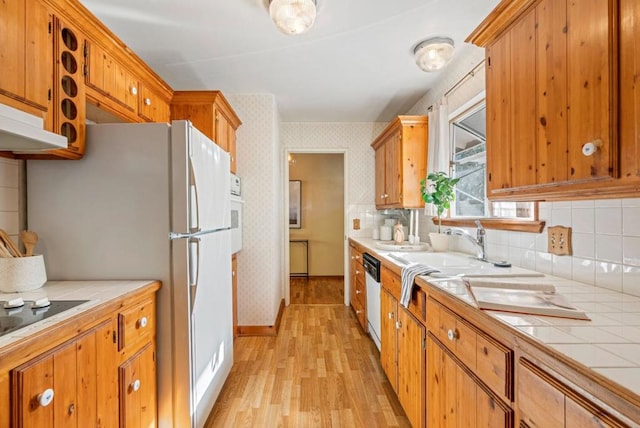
xmin=290 ymin=276 xmax=345 ymax=304
xmin=206 ymin=304 xmax=411 ymax=427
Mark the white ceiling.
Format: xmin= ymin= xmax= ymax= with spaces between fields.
xmin=79 ymin=0 xmax=500 ymax=122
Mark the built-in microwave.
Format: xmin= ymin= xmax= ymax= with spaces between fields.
xmin=230 ymin=174 xmax=243 ymax=254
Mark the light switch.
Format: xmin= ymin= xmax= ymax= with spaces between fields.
xmin=548 ymin=226 xmax=572 ymax=256
xmin=353 ymin=218 xmax=360 ymax=230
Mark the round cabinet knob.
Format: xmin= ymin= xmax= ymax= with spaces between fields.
xmin=130 ymin=86 xmax=138 ymax=95
xmin=355 ymin=255 xmax=360 ymax=260
xmin=144 ymin=98 xmax=152 ymax=106
xmin=355 ymin=270 xmax=360 ymax=275
xmin=447 ymin=329 xmax=458 ymax=341
xmin=131 ymin=379 xmax=141 ymax=392
xmin=351 ymin=255 xmax=355 ymax=260
xmin=68 ymin=403 xmax=75 ymax=415
xmin=138 ymin=316 xmax=148 ymax=328
xmin=38 ymin=388 xmax=54 ymax=407
xmin=388 ymin=312 xmax=394 ymax=319
xmin=355 ymin=310 xmax=362 ymax=314
xmin=384 ymin=194 xmax=389 ymax=198
xmin=582 ymin=139 xmax=602 ymax=156
xmin=395 ymin=321 xmax=402 ymax=329
xmin=232 ymin=270 xmax=236 ymax=277
xmin=355 ymin=289 xmax=361 ymax=295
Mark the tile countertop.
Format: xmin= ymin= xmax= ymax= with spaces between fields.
xmin=351 ymin=237 xmax=640 ymax=400
xmin=0 ymin=280 xmax=158 ymax=349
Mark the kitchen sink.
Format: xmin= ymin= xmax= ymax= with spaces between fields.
xmin=381 ymin=251 xmax=545 ymax=278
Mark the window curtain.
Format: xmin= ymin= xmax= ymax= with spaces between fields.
xmin=425 ymin=98 xmax=451 ymax=216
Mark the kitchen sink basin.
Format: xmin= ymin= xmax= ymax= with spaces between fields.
xmin=381 ymin=251 xmax=545 ymax=278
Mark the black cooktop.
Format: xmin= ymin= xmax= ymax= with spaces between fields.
xmin=0 ymin=300 xmax=89 ymax=337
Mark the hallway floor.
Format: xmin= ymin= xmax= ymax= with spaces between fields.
xmin=290 ymin=276 xmax=344 ymax=304
xmin=205 ymin=304 xmax=410 ymax=427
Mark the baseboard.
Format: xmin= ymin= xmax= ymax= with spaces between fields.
xmin=290 ymin=275 xmax=344 ymax=280
xmin=236 ymin=298 xmax=285 ymax=337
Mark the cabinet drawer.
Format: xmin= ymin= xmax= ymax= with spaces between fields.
xmin=118 ymin=298 xmax=155 ymax=352
xmin=351 ymin=298 xmax=367 ymax=332
xmin=354 ymin=277 xmax=366 ymax=308
xmin=428 ymin=297 xmax=513 ymax=401
xmin=381 ymin=266 xmax=425 ymax=322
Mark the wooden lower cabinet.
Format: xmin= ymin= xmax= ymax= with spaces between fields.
xmin=10 ymin=321 xmax=111 ymax=427
xmin=380 ymin=288 xmax=425 ymax=428
xmin=349 ymin=244 xmax=367 ymax=331
xmin=427 ymin=335 xmax=513 ymax=427
xmin=3 ymin=285 xmax=159 ymax=428
xmin=119 ymin=342 xmax=157 ymax=428
xmin=518 ymin=359 xmax=625 ymax=428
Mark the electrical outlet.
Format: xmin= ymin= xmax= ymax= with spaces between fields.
xmin=548 ymin=226 xmax=572 ymax=256
xmin=353 ymin=218 xmax=360 ymax=230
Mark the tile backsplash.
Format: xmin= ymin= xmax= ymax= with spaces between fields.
xmin=445 ymin=198 xmax=640 ymax=297
xmin=0 ymin=158 xmax=22 ymax=243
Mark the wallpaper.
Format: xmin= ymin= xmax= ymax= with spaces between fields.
xmin=227 ymin=94 xmax=283 ymax=326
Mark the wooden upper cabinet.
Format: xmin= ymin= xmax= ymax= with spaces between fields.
xmin=469 ymin=0 xmax=621 ymax=201
xmin=85 ymin=41 xmax=139 ymax=115
xmin=371 ymin=115 xmax=428 ymax=209
xmin=138 ymin=83 xmax=170 ymax=123
xmin=171 ymin=91 xmax=242 ymax=173
xmin=0 ymin=0 xmax=52 ymax=112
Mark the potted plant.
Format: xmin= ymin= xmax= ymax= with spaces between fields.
xmin=420 ymin=171 xmax=460 ymax=251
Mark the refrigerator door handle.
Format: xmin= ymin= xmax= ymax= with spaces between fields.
xmin=189 ymin=159 xmax=201 ymax=234
xmin=189 ymin=237 xmax=201 ymax=311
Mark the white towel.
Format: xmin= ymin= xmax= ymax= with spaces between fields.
xmin=400 ymin=264 xmax=439 ymax=307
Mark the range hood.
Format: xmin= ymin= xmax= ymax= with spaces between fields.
xmin=0 ymin=103 xmax=67 ymax=152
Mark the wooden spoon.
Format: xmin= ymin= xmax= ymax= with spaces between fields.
xmin=0 ymin=241 xmax=13 ymax=258
xmin=0 ymin=229 xmax=22 ymax=257
xmin=20 ymin=230 xmax=39 ymax=257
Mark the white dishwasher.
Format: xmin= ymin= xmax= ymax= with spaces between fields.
xmin=363 ymin=252 xmax=381 ymax=351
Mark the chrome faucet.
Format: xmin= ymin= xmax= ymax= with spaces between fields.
xmin=444 ymin=220 xmax=487 ymax=261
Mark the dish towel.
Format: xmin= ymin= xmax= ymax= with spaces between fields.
xmin=400 ymin=264 xmax=439 ymax=308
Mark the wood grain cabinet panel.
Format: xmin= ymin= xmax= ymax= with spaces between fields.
xmin=380 ymin=270 xmax=425 ymax=428
xmin=371 ymin=116 xmax=428 ymax=209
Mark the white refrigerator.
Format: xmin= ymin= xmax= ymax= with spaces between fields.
xmin=26 ymin=121 xmax=233 ymax=428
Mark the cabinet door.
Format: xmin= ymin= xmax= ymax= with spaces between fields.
xmin=0 ymin=0 xmax=26 ymax=100
xmin=536 ymin=0 xmax=569 ymax=184
xmin=428 ymin=335 xmax=512 ymax=428
xmin=215 ymin=108 xmax=231 ymax=151
xmin=232 ymin=254 xmax=238 ymax=338
xmin=229 ymin=127 xmax=237 ymax=173
xmin=12 ymin=354 xmax=54 ymax=427
xmin=119 ymin=343 xmax=157 ymax=428
xmin=374 ymin=145 xmax=386 ymax=207
xmin=396 ymin=308 xmax=424 ymax=428
xmin=510 ymin=9 xmax=537 ymax=188
xmin=385 ymin=132 xmax=402 ymax=206
xmin=380 ymin=288 xmax=397 ymax=391
xmin=25 ymin=0 xmax=52 ymax=110
xmin=139 ymin=84 xmax=169 ymax=123
xmin=53 ymin=343 xmax=77 ymax=428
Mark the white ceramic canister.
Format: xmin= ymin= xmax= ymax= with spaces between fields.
xmin=379 ymin=225 xmax=392 ymax=241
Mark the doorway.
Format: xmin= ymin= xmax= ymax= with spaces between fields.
xmin=285 ymin=152 xmax=346 ymax=305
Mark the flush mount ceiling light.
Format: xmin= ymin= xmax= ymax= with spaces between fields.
xmin=414 ymin=37 xmax=455 ymax=72
xmin=269 ymin=0 xmax=317 ymax=35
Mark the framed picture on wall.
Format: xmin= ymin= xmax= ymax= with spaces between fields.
xmin=289 ymin=180 xmax=301 ymax=229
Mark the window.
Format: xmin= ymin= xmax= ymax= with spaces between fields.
xmin=442 ymin=97 xmax=541 ymax=232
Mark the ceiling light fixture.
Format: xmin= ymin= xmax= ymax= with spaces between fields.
xmin=269 ymin=0 xmax=317 ymax=35
xmin=414 ymin=37 xmax=455 ymax=72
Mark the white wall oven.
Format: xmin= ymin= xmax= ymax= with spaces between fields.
xmin=230 ymin=174 xmax=243 ymax=254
